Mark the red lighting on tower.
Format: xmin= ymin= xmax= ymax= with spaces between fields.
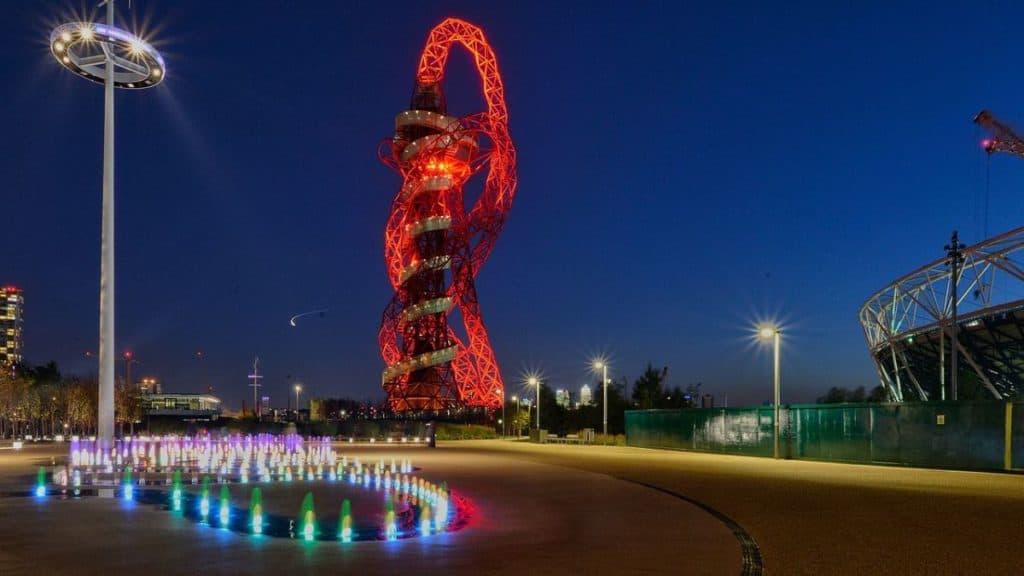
xmin=379 ymin=18 xmax=517 ymax=412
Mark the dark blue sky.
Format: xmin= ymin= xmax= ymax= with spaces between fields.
xmin=5 ymin=1 xmax=1024 ymax=409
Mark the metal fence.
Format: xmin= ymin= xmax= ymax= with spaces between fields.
xmin=625 ymin=402 xmax=1022 ymax=472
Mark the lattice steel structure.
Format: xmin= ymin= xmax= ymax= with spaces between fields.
xmin=859 ymin=226 xmax=1024 ymax=401
xmin=378 ymin=18 xmax=517 ymax=412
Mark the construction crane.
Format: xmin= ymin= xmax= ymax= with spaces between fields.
xmin=974 ymin=109 xmax=1024 ymax=157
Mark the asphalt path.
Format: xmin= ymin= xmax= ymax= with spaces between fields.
xmin=467 ymin=440 xmax=1024 ymax=575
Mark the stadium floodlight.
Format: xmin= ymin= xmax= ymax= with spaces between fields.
xmin=50 ymin=1 xmax=165 ymax=442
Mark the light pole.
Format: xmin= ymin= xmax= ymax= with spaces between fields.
xmin=294 ymin=384 xmax=303 ymax=421
xmin=592 ymin=360 xmax=609 ymax=436
xmin=528 ymin=377 xmax=540 ymax=430
xmin=512 ymin=395 xmax=519 ymax=436
xmin=759 ymin=325 xmax=782 ymax=459
xmin=50 ymin=3 xmax=165 ymax=442
xmin=248 ymin=357 xmax=262 ymax=422
xmin=123 ymin=351 xmax=135 ymax=387
xmin=945 ymin=231 xmax=964 ymax=401
xmin=501 ymin=387 xmax=506 ymax=437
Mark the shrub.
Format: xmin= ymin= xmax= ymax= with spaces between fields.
xmin=434 ymin=423 xmax=499 ymax=440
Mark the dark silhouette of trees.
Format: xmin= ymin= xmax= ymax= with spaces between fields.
xmin=632 ymin=364 xmax=668 ymax=410
xmin=817 ymin=385 xmax=889 ymax=404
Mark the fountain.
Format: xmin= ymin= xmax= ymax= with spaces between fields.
xmin=384 ymin=495 xmax=397 ymax=541
xmin=50 ymin=433 xmax=466 ymax=542
xmin=123 ymin=467 xmax=133 ymax=500
xmin=35 ymin=467 xmax=46 ymax=497
xmin=199 ymin=475 xmax=210 ymax=519
xmin=420 ymin=503 xmax=432 ymax=535
xmin=250 ymin=487 xmax=263 ymax=534
xmin=298 ymin=492 xmax=316 ymax=541
xmin=219 ymin=485 xmax=230 ymax=525
xmin=339 ymin=499 xmax=353 ymax=543
xmin=171 ymin=469 xmax=183 ymax=511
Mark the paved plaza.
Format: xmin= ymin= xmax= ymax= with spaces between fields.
xmin=0 ymin=440 xmax=1022 ymax=575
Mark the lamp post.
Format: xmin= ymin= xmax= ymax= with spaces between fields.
xmin=592 ymin=360 xmax=609 ymax=436
xmin=294 ymin=384 xmax=303 ymax=421
xmin=512 ymin=395 xmax=519 ymax=436
xmin=528 ymin=377 xmax=540 ymax=430
xmin=501 ymin=387 xmax=506 ymax=437
xmin=123 ymin=351 xmax=136 ymax=388
xmin=759 ymin=325 xmax=782 ymax=459
xmin=945 ymin=231 xmax=964 ymax=401
xmin=50 ymin=1 xmax=166 ymax=442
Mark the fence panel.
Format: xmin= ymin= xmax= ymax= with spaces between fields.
xmin=626 ymin=401 xmax=1021 ymax=473
xmin=1012 ymin=402 xmax=1024 ymax=470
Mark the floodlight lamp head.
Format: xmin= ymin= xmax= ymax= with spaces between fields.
xmin=50 ymin=21 xmax=165 ymax=89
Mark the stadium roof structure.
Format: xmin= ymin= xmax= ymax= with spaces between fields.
xmin=859 ymin=226 xmax=1024 ymax=401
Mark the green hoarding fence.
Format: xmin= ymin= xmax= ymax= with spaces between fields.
xmin=625 ymin=401 xmax=1023 ymax=472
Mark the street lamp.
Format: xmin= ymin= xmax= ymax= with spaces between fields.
xmin=501 ymin=386 xmax=506 ymax=438
xmin=123 ymin=351 xmax=136 ymax=388
xmin=512 ymin=395 xmax=519 ymax=437
xmin=758 ymin=325 xmax=782 ymax=459
xmin=527 ymin=377 xmax=540 ymax=430
xmin=592 ymin=359 xmax=609 ymax=436
xmin=294 ymin=384 xmax=303 ymax=421
xmin=50 ymin=2 xmax=166 ymax=442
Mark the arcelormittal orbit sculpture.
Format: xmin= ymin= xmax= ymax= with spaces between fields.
xmin=379 ymin=18 xmax=517 ymax=412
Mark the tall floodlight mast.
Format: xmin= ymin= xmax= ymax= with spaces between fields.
xmin=50 ymin=1 xmax=165 ymax=441
xmin=944 ymin=232 xmax=965 ymax=401
xmin=379 ymin=18 xmax=517 ymax=412
xmin=248 ymin=357 xmax=263 ymax=422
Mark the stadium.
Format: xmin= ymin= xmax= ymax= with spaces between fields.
xmin=859 ymin=226 xmax=1024 ymax=401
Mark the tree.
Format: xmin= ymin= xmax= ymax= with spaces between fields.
xmin=866 ymin=385 xmax=889 ymax=403
xmin=0 ymin=371 xmax=21 ymax=438
xmin=15 ymin=378 xmax=39 ymax=436
xmin=65 ymin=376 xmax=97 ymax=435
xmin=817 ymin=386 xmax=871 ymax=404
xmin=116 ymin=381 xmax=144 ymax=435
xmin=511 ymin=407 xmax=531 ymax=436
xmin=818 ymin=387 xmax=848 ymax=403
xmin=632 ymin=364 xmax=668 ymax=410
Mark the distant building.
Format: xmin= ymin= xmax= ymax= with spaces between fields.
xmin=261 ymin=395 xmax=271 ymax=418
xmin=138 ymin=378 xmax=161 ymax=394
xmin=0 ymin=286 xmax=24 ymax=368
xmin=310 ymin=398 xmax=363 ymax=421
xmin=579 ymin=384 xmax=593 ymax=406
xmin=700 ymin=393 xmax=714 ymax=409
xmin=555 ymin=389 xmax=570 ymax=408
xmin=141 ymin=393 xmax=221 ymax=420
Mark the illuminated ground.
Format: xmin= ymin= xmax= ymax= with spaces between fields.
xmin=0 ymin=442 xmax=740 ymax=575
xmin=471 ymin=441 xmax=1024 ymax=575
xmin=2 ymin=440 xmax=1020 ymax=574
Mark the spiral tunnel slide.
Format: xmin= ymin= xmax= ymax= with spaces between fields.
xmin=379 ymin=18 xmax=517 ymax=412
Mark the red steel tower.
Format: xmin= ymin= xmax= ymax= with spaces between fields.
xmin=379 ymin=18 xmax=517 ymax=412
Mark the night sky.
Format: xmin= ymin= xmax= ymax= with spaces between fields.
xmin=4 ymin=1 xmax=1024 ymax=410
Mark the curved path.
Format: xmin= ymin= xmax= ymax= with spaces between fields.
xmin=469 ymin=440 xmax=1024 ymax=575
